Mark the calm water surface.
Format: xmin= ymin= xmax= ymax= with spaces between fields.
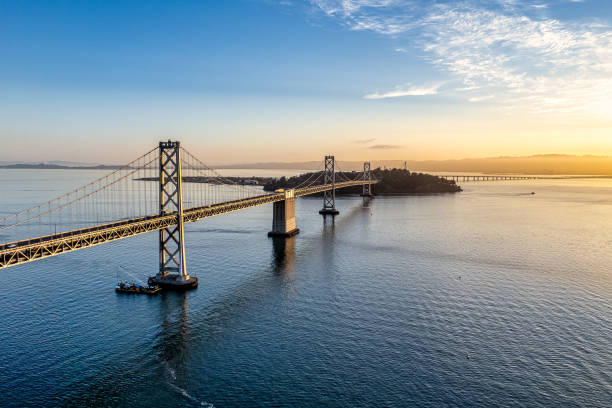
xmin=0 ymin=170 xmax=610 ymax=407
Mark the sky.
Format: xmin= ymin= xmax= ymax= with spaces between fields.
xmin=0 ymin=0 xmax=611 ymax=164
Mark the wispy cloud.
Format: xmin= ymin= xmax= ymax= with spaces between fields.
xmin=368 ymin=144 xmax=403 ymax=149
xmin=354 ymin=138 xmax=376 ymax=144
xmin=423 ymin=5 xmax=612 ymax=116
xmin=310 ymin=0 xmax=612 ymax=118
xmin=364 ymin=83 xmax=441 ymax=99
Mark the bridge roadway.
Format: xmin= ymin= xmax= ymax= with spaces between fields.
xmin=0 ymin=180 xmax=375 ymax=269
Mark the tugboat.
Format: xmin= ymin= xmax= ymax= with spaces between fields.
xmin=115 ymin=281 xmax=161 ymax=295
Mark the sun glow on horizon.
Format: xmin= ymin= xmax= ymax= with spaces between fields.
xmin=0 ymin=0 xmax=610 ymax=165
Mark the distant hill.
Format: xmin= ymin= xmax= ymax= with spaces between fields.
xmin=0 ymin=160 xmax=101 ymax=167
xmin=215 ymin=161 xmax=322 ymax=170
xmin=3 ymin=154 xmax=611 ymax=175
xmin=0 ymin=163 xmax=121 ymax=170
xmin=402 ymin=155 xmax=612 ymax=175
xmin=217 ymin=154 xmax=612 ymax=175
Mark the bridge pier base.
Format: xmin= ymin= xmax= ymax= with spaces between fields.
xmin=268 ymin=189 xmax=300 ymax=238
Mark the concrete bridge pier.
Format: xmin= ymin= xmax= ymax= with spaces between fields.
xmin=268 ymin=189 xmax=300 ymax=237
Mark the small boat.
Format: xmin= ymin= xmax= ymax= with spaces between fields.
xmin=115 ymin=281 xmax=161 ymax=295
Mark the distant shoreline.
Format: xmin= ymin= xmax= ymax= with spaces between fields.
xmin=0 ymin=163 xmax=122 ymax=170
xmin=3 ymin=162 xmax=612 ymax=177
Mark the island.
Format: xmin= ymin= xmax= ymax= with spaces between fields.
xmin=263 ymin=168 xmax=462 ymax=194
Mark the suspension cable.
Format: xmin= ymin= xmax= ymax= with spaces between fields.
xmin=180 ymin=147 xmax=267 ymax=196
xmin=0 ymin=147 xmax=159 ymax=226
xmin=0 ymin=153 xmax=158 ymax=231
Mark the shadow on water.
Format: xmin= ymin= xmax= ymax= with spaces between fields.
xmin=319 ymin=197 xmax=371 ymax=238
xmin=153 ymin=293 xmax=215 ymax=407
xmin=155 ymin=292 xmax=191 ymax=364
xmin=59 ymin=294 xmax=196 ymax=407
xmin=156 ymin=237 xmax=303 ymax=351
xmin=63 ymin=198 xmax=370 ymax=406
xmin=271 ymin=236 xmax=296 ymax=277
xmin=321 ymin=212 xmax=336 ymax=233
xmin=152 ymin=199 xmax=369 ymax=365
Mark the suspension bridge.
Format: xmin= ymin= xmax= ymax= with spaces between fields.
xmin=0 ymin=141 xmax=376 ymax=289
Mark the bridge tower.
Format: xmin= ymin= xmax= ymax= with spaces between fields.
xmin=361 ymin=162 xmax=373 ymax=197
xmin=319 ymin=155 xmax=339 ymax=216
xmin=149 ymin=140 xmax=198 ymax=290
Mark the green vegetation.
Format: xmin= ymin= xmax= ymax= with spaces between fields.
xmin=263 ymin=168 xmax=461 ymax=194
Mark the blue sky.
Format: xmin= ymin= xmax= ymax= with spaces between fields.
xmin=1 ymin=1 xmax=611 ymax=163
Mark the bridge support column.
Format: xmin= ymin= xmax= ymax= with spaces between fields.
xmin=268 ymin=189 xmax=300 ymax=237
xmin=360 ymin=162 xmax=373 ymax=197
xmin=319 ymin=155 xmax=339 ymax=216
xmin=149 ymin=140 xmax=198 ymax=290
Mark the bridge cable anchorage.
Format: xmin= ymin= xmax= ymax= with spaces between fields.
xmin=268 ymin=166 xmax=326 ymax=239
xmin=319 ymin=155 xmax=340 ymax=216
xmin=268 ymin=163 xmax=325 ymax=238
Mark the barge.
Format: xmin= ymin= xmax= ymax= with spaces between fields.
xmin=115 ymin=281 xmax=162 ymax=295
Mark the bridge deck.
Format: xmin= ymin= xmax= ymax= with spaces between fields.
xmin=0 ymin=180 xmax=375 ymax=268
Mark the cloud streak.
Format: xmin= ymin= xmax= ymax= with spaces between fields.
xmin=368 ymin=144 xmax=403 ymax=149
xmin=364 ymin=84 xmax=441 ymax=99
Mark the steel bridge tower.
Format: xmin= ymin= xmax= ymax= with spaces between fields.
xmin=319 ymin=155 xmax=339 ymax=216
xmin=149 ymin=140 xmax=198 ymax=290
xmin=361 ymin=162 xmax=373 ymax=197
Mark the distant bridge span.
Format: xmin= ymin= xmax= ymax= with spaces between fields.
xmin=439 ymin=175 xmax=539 ymax=182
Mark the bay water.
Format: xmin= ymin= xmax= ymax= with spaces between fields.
xmin=0 ymin=170 xmax=610 ymax=407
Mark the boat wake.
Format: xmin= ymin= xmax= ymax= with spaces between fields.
xmin=164 ymin=364 xmax=214 ymax=407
